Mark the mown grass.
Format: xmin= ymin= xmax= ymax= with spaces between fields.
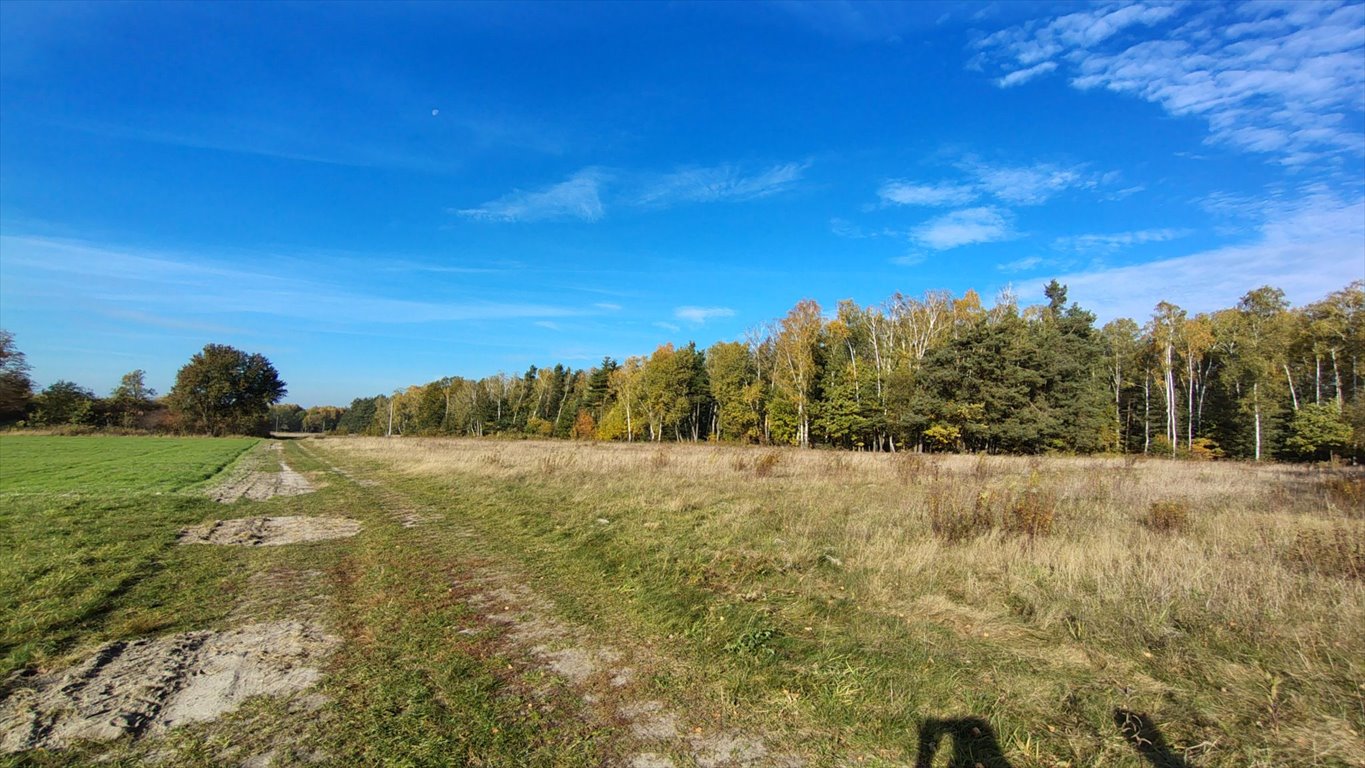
xmin=0 ymin=435 xmax=258 ymax=678
xmin=0 ymin=435 xmax=257 ymax=494
xmin=319 ymin=438 xmax=1365 ymax=768
xmin=2 ymin=436 xmax=619 ymax=767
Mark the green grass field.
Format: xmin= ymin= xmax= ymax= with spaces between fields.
xmin=2 ymin=434 xmax=1361 ymax=767
xmin=0 ymin=435 xmax=257 ymax=680
xmin=0 ymin=435 xmax=258 ymax=494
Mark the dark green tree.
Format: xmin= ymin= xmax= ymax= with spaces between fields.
xmin=33 ymin=380 xmax=97 ymax=426
xmin=166 ymin=344 xmax=286 ymax=435
xmin=0 ymin=329 xmax=33 ymax=424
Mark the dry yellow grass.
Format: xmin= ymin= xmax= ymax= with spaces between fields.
xmin=322 ymin=436 xmax=1365 ymax=766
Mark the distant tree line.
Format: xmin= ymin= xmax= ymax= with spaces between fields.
xmin=0 ymin=339 xmax=286 ymax=437
xmin=329 ymin=280 xmax=1363 ymax=462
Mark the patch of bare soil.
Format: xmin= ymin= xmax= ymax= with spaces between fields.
xmin=0 ymin=620 xmax=338 ymax=754
xmin=178 ymin=516 xmax=361 ymax=547
xmin=210 ymin=443 xmax=315 ymax=503
xmin=460 ymin=577 xmax=802 ymax=768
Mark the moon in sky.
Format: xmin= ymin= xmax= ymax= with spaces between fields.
xmin=431 ymin=108 xmax=439 ymax=116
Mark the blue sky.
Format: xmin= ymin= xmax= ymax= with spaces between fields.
xmin=2 ymin=1 xmax=1362 ymax=406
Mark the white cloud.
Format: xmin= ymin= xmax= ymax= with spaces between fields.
xmin=636 ymin=162 xmax=807 ymax=206
xmin=654 ymin=321 xmax=682 ymax=332
xmin=996 ymin=60 xmax=1057 ymax=87
xmin=593 ymin=302 xmax=622 ymax=311
xmin=967 ymin=160 xmax=1088 ymax=205
xmin=911 ymin=207 xmax=1016 ymax=250
xmin=456 ymin=169 xmax=606 ymax=222
xmin=674 ymin=306 xmax=736 ymax=324
xmin=878 ymin=180 xmax=978 ymax=206
xmin=976 ymin=2 xmax=1365 ymax=164
xmin=460 ymin=161 xmax=807 ymax=223
xmin=1050 ymin=192 xmax=1365 ymax=322
xmin=891 ymin=253 xmax=928 ymax=267
xmin=0 ymin=235 xmax=586 ymax=325
xmin=1054 ymin=227 xmax=1191 ymax=253
xmin=997 ymin=255 xmax=1045 ymax=273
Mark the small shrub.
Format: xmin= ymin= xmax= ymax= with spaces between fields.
xmin=730 ymin=454 xmax=749 ymax=472
xmin=1005 ymin=480 xmax=1056 ymax=538
xmin=650 ymin=449 xmax=671 ymax=469
xmin=1184 ymin=437 xmax=1224 ymax=461
xmin=1144 ymin=499 xmax=1191 ymax=534
xmin=1283 ymin=528 xmax=1365 ymax=580
xmin=894 ymin=452 xmax=933 ymax=485
xmin=754 ymin=451 xmax=781 ymax=478
xmin=821 ymin=453 xmax=850 ymax=478
xmin=1324 ymin=475 xmax=1364 ymax=517
xmin=928 ymin=484 xmax=996 ymax=542
xmin=539 ymin=453 xmax=573 ymax=475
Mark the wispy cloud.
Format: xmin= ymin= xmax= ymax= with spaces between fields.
xmin=975 ymin=2 xmax=1365 ymax=164
xmin=459 ymin=161 xmax=808 ymax=224
xmin=996 ymin=60 xmax=1056 ymax=87
xmin=1054 ymin=227 xmax=1191 ymax=253
xmin=997 ymin=255 xmax=1045 ymax=273
xmin=910 ymin=207 xmax=1016 ymax=250
xmin=455 ymin=169 xmax=607 ymax=222
xmin=674 ymin=306 xmax=736 ymax=324
xmin=966 ymin=160 xmax=1089 ymax=205
xmin=0 ymin=235 xmax=587 ymax=325
xmin=891 ymin=252 xmax=928 ymax=267
xmin=593 ymin=302 xmax=623 ymax=311
xmin=636 ymin=162 xmax=807 ymax=206
xmin=881 ymin=159 xmax=1103 ymax=210
xmin=1052 ymin=191 xmax=1365 ymax=321
xmin=654 ymin=321 xmax=682 ymax=333
xmin=878 ymin=180 xmax=978 ymax=206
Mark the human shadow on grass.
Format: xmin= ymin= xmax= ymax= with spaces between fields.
xmin=915 ymin=717 xmax=1012 ymax=768
xmin=1114 ymin=709 xmax=1194 ymax=768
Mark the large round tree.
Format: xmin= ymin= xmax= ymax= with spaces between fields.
xmin=167 ymin=344 xmax=286 ymax=435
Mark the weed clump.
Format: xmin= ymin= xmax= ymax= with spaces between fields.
xmin=928 ymin=486 xmax=995 ymax=542
xmin=650 ymin=449 xmax=671 ymax=470
xmin=1005 ymin=482 xmax=1056 ymax=538
xmin=1283 ymin=528 xmax=1365 ymax=580
xmin=1323 ymin=474 xmax=1364 ymax=517
xmin=1143 ymin=499 xmax=1191 ymax=534
xmin=894 ymin=452 xmax=936 ymax=485
xmin=754 ymin=451 xmax=781 ymax=478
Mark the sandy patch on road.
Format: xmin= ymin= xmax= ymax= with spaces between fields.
xmin=0 ymin=620 xmax=338 ymax=754
xmin=462 ymin=580 xmax=802 ymax=768
xmin=210 ymin=443 xmax=315 ymax=503
xmin=179 ymin=516 xmax=361 ymax=547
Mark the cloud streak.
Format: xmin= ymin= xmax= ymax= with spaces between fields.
xmin=0 ymin=235 xmax=587 ymax=325
xmin=1053 ymin=227 xmax=1191 ymax=253
xmin=460 ymin=161 xmax=808 ymax=223
xmin=911 ymin=207 xmax=1016 ymax=250
xmin=674 ymin=306 xmax=736 ymax=324
xmin=975 ymin=1 xmax=1365 ymax=164
xmin=1051 ymin=192 xmax=1365 ymax=321
xmin=456 ymin=169 xmax=608 ymax=223
xmin=881 ymin=159 xmax=1108 ymax=209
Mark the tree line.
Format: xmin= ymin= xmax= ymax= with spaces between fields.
xmin=329 ymin=280 xmax=1363 ymax=461
xmin=0 ymin=339 xmax=286 ymax=437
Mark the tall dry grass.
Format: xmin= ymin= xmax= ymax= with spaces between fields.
xmin=326 ymin=437 xmax=1365 ymax=765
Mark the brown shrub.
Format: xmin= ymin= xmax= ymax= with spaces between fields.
xmin=754 ymin=451 xmax=781 ymax=478
xmin=1144 ymin=500 xmax=1191 ymax=534
xmin=1283 ymin=528 xmax=1365 ymax=580
xmin=1005 ymin=482 xmax=1056 ymax=538
xmin=651 ymin=449 xmax=671 ymax=470
xmin=1324 ymin=475 xmax=1365 ymax=517
xmin=928 ymin=484 xmax=997 ymax=543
